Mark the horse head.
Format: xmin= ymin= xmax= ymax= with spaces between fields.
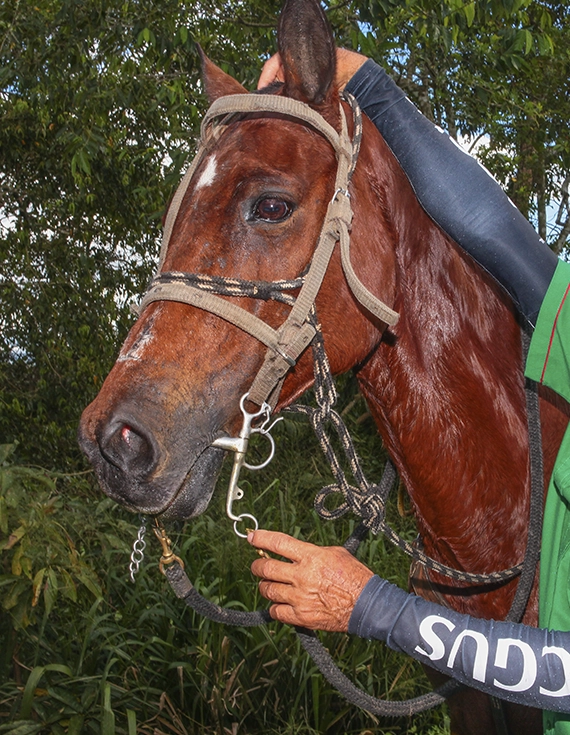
xmin=78 ymin=0 xmax=400 ymax=520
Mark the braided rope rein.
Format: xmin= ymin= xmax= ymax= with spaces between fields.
xmin=289 ymin=318 xmax=534 ymax=587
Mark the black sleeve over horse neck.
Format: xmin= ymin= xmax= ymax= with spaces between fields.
xmin=346 ymin=59 xmax=559 ymax=328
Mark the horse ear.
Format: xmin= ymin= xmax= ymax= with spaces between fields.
xmin=277 ymin=0 xmax=336 ymax=105
xmin=198 ymin=45 xmax=247 ymax=103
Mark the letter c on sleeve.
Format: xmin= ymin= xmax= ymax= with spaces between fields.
xmin=415 ymin=615 xmax=456 ymax=661
xmin=540 ymin=646 xmax=570 ymax=697
xmin=493 ymin=638 xmax=538 ymax=692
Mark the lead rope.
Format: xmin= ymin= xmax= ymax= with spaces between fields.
xmin=287 ymin=315 xmax=530 ymax=586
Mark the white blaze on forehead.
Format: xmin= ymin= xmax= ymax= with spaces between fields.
xmin=195 ymin=154 xmax=218 ymax=190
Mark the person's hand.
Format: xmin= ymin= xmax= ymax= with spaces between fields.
xmin=249 ymin=529 xmax=374 ymax=631
xmin=257 ymin=48 xmax=368 ymax=92
xmin=334 ymin=48 xmax=369 ymax=91
xmin=257 ymin=54 xmax=285 ymax=89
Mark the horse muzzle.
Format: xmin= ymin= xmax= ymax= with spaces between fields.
xmin=78 ymin=403 xmax=225 ymax=519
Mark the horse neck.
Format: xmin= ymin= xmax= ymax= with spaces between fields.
xmin=353 ymin=133 xmax=530 ymax=585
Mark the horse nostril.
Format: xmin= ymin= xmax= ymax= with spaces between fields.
xmin=99 ymin=420 xmax=156 ymax=475
xmin=121 ymin=424 xmax=144 ymax=453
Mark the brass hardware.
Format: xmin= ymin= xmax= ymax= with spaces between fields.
xmin=246 ymin=528 xmax=271 ymax=559
xmin=153 ymin=523 xmax=185 ymax=575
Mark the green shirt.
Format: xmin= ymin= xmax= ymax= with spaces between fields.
xmin=525 ymin=259 xmax=570 ymax=734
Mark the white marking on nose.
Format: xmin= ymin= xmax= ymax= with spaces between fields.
xmin=195 ymin=154 xmax=218 ymax=190
xmin=117 ymin=317 xmax=158 ymax=363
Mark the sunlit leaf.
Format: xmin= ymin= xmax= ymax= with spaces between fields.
xmin=31 ymin=568 xmax=46 ymax=607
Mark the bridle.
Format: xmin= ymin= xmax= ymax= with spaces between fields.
xmin=137 ymin=91 xmax=399 ymax=410
xmin=129 ymin=90 xmax=544 ymax=721
xmin=134 ymin=90 xmax=399 ymax=535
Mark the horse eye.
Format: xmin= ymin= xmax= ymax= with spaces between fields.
xmin=252 ymin=197 xmax=293 ymax=222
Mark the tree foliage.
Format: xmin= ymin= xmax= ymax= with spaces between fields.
xmin=0 ymin=0 xmax=279 ymax=467
xmin=1 ymin=0 xmax=568 ymax=468
xmin=351 ymin=0 xmax=570 ymax=247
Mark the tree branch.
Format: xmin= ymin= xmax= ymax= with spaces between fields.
xmin=553 ymin=213 xmax=570 ymax=255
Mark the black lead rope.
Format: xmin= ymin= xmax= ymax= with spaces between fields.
xmin=156 ymin=326 xmax=543 ymax=718
xmin=162 ymin=527 xmax=460 ymax=716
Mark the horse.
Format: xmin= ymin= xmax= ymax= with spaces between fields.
xmin=78 ymin=0 xmax=569 ymax=732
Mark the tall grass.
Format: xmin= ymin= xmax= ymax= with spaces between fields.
xmin=0 ymin=378 xmax=450 ymax=734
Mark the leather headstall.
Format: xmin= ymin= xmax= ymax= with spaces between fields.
xmin=135 ymin=92 xmax=399 ymax=408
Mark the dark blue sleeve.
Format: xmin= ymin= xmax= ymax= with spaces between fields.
xmin=348 ymin=576 xmax=570 ymax=712
xmin=345 ymin=60 xmax=558 ymax=327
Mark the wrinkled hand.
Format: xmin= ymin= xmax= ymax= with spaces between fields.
xmin=249 ymin=530 xmax=374 ymax=632
xmin=257 ymin=48 xmax=368 ymax=92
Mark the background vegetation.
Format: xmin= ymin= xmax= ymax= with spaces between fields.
xmin=1 ymin=0 xmax=569 ymax=732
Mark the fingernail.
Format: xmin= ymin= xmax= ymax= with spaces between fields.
xmin=247 ymin=531 xmax=254 ymax=543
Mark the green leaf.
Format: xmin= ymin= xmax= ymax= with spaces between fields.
xmin=0 ymin=497 xmax=8 ymax=534
xmin=523 ymin=28 xmax=533 ymax=55
xmin=46 ymin=685 xmax=82 ymax=713
xmin=537 ymin=32 xmax=554 ymax=55
xmin=1 ymin=525 xmax=26 ymax=551
xmin=19 ymin=664 xmax=73 ymax=720
xmin=0 ymin=723 xmax=44 ymax=735
xmin=0 ymin=445 xmax=17 ymax=465
xmin=76 ymin=567 xmax=102 ymax=599
xmin=126 ymin=709 xmax=137 ymax=735
xmin=2 ymin=579 xmax=28 ymax=611
xmin=66 ymin=715 xmax=84 ymax=735
xmin=101 ymin=683 xmax=115 ymax=735
xmin=58 ymin=567 xmax=78 ymax=602
xmin=463 ymin=2 xmax=475 ymax=28
xmin=11 ymin=544 xmax=23 ymax=576
xmin=31 ymin=568 xmax=46 ymax=607
xmin=71 ymin=149 xmax=92 ymax=177
xmin=43 ymin=568 xmax=58 ymax=615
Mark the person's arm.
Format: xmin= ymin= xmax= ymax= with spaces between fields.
xmin=350 ymin=575 xmax=570 ymax=713
xmin=345 ymin=58 xmax=558 ymax=327
xmin=249 ymin=530 xmax=570 ymax=714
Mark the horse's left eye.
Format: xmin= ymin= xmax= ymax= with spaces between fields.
xmin=252 ymin=197 xmax=293 ymax=222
